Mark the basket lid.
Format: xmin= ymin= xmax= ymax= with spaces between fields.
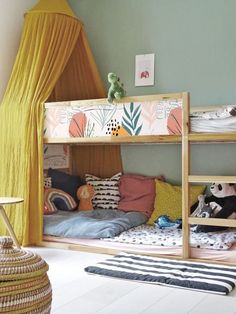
xmin=0 ymin=237 xmax=49 ymax=281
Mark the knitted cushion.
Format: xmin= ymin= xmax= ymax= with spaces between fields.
xmin=44 ymin=188 xmax=77 ymax=214
xmin=85 ymin=173 xmax=122 ymax=209
xmin=0 ymin=237 xmax=52 ymax=313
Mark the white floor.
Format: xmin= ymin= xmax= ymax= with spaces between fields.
xmin=28 ymin=247 xmax=236 ymax=314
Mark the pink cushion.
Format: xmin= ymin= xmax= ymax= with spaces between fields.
xmin=118 ymin=174 xmax=164 ymax=217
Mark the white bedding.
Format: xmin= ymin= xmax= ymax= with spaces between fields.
xmin=103 ymin=225 xmax=236 ymax=250
xmin=190 ymin=105 xmax=236 ymax=132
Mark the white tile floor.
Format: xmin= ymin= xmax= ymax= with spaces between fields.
xmin=28 ymin=247 xmax=236 ymax=314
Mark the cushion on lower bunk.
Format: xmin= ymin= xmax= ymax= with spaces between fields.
xmin=148 ymin=180 xmax=206 ymax=224
xmin=117 ymin=174 xmax=165 ymax=217
xmin=85 ymin=172 xmax=122 ymax=210
xmin=44 ymin=188 xmax=77 ymax=214
xmin=48 ymin=168 xmax=84 ymax=202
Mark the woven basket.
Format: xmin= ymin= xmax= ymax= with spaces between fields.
xmin=0 ymin=237 xmax=52 ymax=314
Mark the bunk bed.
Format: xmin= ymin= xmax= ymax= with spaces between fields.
xmin=42 ymin=92 xmax=236 ymax=265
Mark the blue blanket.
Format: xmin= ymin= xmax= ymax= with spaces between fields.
xmin=43 ymin=209 xmax=147 ymax=239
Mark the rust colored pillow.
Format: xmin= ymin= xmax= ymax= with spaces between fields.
xmin=118 ymin=174 xmax=164 ymax=217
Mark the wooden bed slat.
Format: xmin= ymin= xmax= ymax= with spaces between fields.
xmin=189 ymin=132 xmax=236 ymax=142
xmin=189 ymin=175 xmax=236 ymax=183
xmin=44 ymin=93 xmax=184 ymax=108
xmin=182 ymin=92 xmax=190 ymax=259
xmin=44 ymin=135 xmax=182 ymax=144
xmin=188 ymin=217 xmax=236 ymax=228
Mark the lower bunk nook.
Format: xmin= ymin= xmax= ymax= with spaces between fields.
xmin=41 ymin=92 xmax=236 ymax=266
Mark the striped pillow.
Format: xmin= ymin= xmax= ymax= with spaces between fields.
xmin=44 ymin=188 xmax=77 ymax=215
xmin=85 ymin=173 xmax=122 ymax=210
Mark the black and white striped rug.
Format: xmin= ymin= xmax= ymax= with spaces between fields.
xmin=84 ymin=252 xmax=236 ymax=295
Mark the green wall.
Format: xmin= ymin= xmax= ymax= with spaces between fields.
xmin=69 ymin=0 xmax=236 ymax=183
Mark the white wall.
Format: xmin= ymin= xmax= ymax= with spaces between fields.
xmin=0 ymin=0 xmax=37 ymax=101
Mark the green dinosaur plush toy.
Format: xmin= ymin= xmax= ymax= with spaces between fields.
xmin=107 ymin=72 xmax=126 ymax=103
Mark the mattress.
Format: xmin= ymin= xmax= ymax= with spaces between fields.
xmin=43 ymin=209 xmax=147 ymax=239
xmin=103 ymin=225 xmax=236 ymax=250
xmin=190 ymin=105 xmax=236 ymax=133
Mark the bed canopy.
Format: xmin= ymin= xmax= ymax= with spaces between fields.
xmin=0 ymin=0 xmax=122 ymax=245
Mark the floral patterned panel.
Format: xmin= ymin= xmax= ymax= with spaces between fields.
xmin=44 ymin=99 xmax=182 ymax=139
xmin=103 ymin=225 xmax=236 ymax=250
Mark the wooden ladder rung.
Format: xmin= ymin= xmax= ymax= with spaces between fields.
xmin=188 ymin=175 xmax=236 ymax=183
xmin=188 ymin=217 xmax=236 ymax=228
xmin=189 ymin=132 xmax=236 ymax=142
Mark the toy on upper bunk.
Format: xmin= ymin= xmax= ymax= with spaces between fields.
xmin=191 ymin=183 xmax=236 ymax=232
xmin=107 ymin=72 xmax=126 ymax=103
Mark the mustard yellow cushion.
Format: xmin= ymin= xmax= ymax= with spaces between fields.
xmin=148 ymin=180 xmax=206 ymax=224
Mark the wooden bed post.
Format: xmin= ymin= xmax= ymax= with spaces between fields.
xmin=182 ymin=92 xmax=190 ymax=259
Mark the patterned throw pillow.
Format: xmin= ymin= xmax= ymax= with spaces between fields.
xmin=85 ymin=173 xmax=122 ymax=209
xmin=44 ymin=177 xmax=52 ymax=189
xmin=44 ymin=188 xmax=77 ymax=215
xmin=48 ymin=168 xmax=84 ymax=202
xmin=147 ymin=180 xmax=206 ymax=224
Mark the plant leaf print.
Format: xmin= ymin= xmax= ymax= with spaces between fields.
xmin=122 ymin=103 xmax=142 ymax=135
xmin=69 ymin=112 xmax=87 ymax=137
xmin=90 ymin=105 xmax=116 ymax=129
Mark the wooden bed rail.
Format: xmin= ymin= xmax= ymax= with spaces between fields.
xmin=44 ymin=135 xmax=182 ymax=144
xmin=44 ymin=92 xmax=185 ymax=144
xmin=189 ymin=175 xmax=236 ymax=183
xmin=44 ymin=93 xmax=184 ymax=108
xmin=188 ymin=217 xmax=236 ymax=228
xmin=182 ymin=92 xmax=236 ymax=263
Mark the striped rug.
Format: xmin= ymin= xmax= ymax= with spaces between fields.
xmin=84 ymin=252 xmax=236 ymax=295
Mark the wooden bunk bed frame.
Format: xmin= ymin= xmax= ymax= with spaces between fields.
xmin=41 ymin=92 xmax=236 ymax=265
xmin=182 ymin=94 xmax=236 ymax=263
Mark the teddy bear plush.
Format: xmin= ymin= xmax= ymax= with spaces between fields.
xmin=77 ymin=184 xmax=94 ymax=211
xmin=191 ymin=183 xmax=236 ymax=232
xmin=107 ymin=72 xmax=126 ymax=103
xmin=191 ymin=194 xmax=214 ymax=218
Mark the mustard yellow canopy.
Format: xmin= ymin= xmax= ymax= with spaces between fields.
xmin=0 ymin=0 xmax=112 ymax=245
xmin=29 ymin=0 xmax=76 ymax=17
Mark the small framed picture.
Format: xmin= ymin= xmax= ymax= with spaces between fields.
xmin=135 ymin=53 xmax=155 ymax=86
